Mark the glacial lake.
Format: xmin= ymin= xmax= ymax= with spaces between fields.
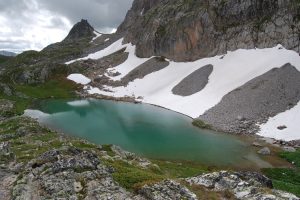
xmin=31 ymin=99 xmax=270 ymax=168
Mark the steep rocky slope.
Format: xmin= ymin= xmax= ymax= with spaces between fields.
xmin=198 ymin=63 xmax=300 ymax=135
xmin=118 ymin=0 xmax=300 ymax=61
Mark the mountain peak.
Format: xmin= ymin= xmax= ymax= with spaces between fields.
xmin=64 ymin=19 xmax=95 ymax=41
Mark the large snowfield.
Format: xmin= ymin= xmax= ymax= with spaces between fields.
xmin=66 ymin=39 xmax=300 ymax=141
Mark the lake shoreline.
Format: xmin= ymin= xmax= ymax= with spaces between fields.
xmin=80 ymin=92 xmax=300 ymax=147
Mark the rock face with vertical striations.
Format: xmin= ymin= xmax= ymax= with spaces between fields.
xmin=118 ymin=0 xmax=300 ymax=62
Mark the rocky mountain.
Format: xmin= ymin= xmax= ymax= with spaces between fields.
xmin=118 ymin=0 xmax=300 ymax=61
xmin=0 ymin=51 xmax=16 ymax=57
xmin=1 ymin=1 xmax=300 ymax=199
xmin=64 ymin=19 xmax=96 ymax=41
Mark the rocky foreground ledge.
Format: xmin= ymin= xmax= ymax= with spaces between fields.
xmin=0 ymin=100 xmax=299 ymax=200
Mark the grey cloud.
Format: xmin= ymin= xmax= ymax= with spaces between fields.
xmin=39 ymin=0 xmax=134 ymax=31
xmin=0 ymin=0 xmax=133 ymax=52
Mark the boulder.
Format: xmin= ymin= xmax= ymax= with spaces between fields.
xmin=258 ymin=147 xmax=271 ymax=155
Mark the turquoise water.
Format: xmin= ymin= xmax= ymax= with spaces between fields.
xmin=37 ymin=99 xmax=266 ymax=167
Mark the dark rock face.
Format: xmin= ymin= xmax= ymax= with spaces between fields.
xmin=198 ymin=63 xmax=300 ymax=134
xmin=64 ymin=19 xmax=95 ymax=41
xmin=118 ymin=0 xmax=300 ymax=61
xmin=121 ymin=57 xmax=169 ymax=85
xmin=172 ymin=64 xmax=213 ymax=96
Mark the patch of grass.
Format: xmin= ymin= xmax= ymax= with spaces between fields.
xmin=0 ymin=76 xmax=78 ymax=115
xmin=279 ymin=149 xmax=300 ymax=168
xmin=263 ymin=149 xmax=300 ymax=197
xmin=31 ymin=132 xmax=58 ymax=142
xmin=72 ymin=140 xmax=98 ymax=149
xmin=5 ymin=50 xmax=40 ymax=67
xmin=100 ymin=144 xmax=115 ymax=157
xmin=262 ymin=168 xmax=300 ymax=197
xmin=107 ymin=160 xmax=164 ymax=191
xmin=49 ymin=140 xmax=64 ymax=148
xmin=192 ymin=119 xmax=212 ymax=129
xmin=153 ymin=160 xmax=209 ymax=178
xmin=15 ymin=77 xmax=78 ymax=99
xmin=272 ymin=180 xmax=300 ymax=197
xmin=0 ymin=55 xmax=11 ymax=64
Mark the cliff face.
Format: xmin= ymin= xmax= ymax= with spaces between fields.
xmin=118 ymin=0 xmax=300 ymax=61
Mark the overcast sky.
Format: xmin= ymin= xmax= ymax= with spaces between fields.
xmin=0 ymin=0 xmax=133 ymax=53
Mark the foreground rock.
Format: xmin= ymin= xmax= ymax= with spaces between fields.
xmin=185 ymin=171 xmax=299 ymax=200
xmin=12 ymin=147 xmax=137 ymax=200
xmin=139 ymin=180 xmax=197 ymax=200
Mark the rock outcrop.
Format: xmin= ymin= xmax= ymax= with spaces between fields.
xmin=118 ymin=0 xmax=300 ymax=61
xmin=185 ymin=171 xmax=299 ymax=200
xmin=139 ymin=180 xmax=197 ymax=200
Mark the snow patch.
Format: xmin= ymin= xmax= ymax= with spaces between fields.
xmin=105 ymin=43 xmax=152 ymax=81
xmin=67 ymin=74 xmax=91 ymax=85
xmin=65 ymin=38 xmax=126 ymax=64
xmin=91 ymin=31 xmax=102 ymax=42
xmin=258 ymin=101 xmax=300 ymax=141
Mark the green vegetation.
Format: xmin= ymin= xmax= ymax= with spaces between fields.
xmin=153 ymin=160 xmax=210 ymax=178
xmin=0 ymin=55 xmax=11 ymax=64
xmin=192 ymin=119 xmax=212 ymax=129
xmin=280 ymin=149 xmax=300 ymax=168
xmin=108 ymin=160 xmax=164 ymax=191
xmin=262 ymin=149 xmax=300 ymax=197
xmin=263 ymin=168 xmax=300 ymax=197
xmin=0 ymin=117 xmax=63 ymax=163
xmin=0 ymin=77 xmax=78 ymax=115
xmin=15 ymin=78 xmax=77 ymax=99
xmin=5 ymin=50 xmax=40 ymax=67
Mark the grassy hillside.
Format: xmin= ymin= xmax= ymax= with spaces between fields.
xmin=0 ymin=55 xmax=11 ymax=64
